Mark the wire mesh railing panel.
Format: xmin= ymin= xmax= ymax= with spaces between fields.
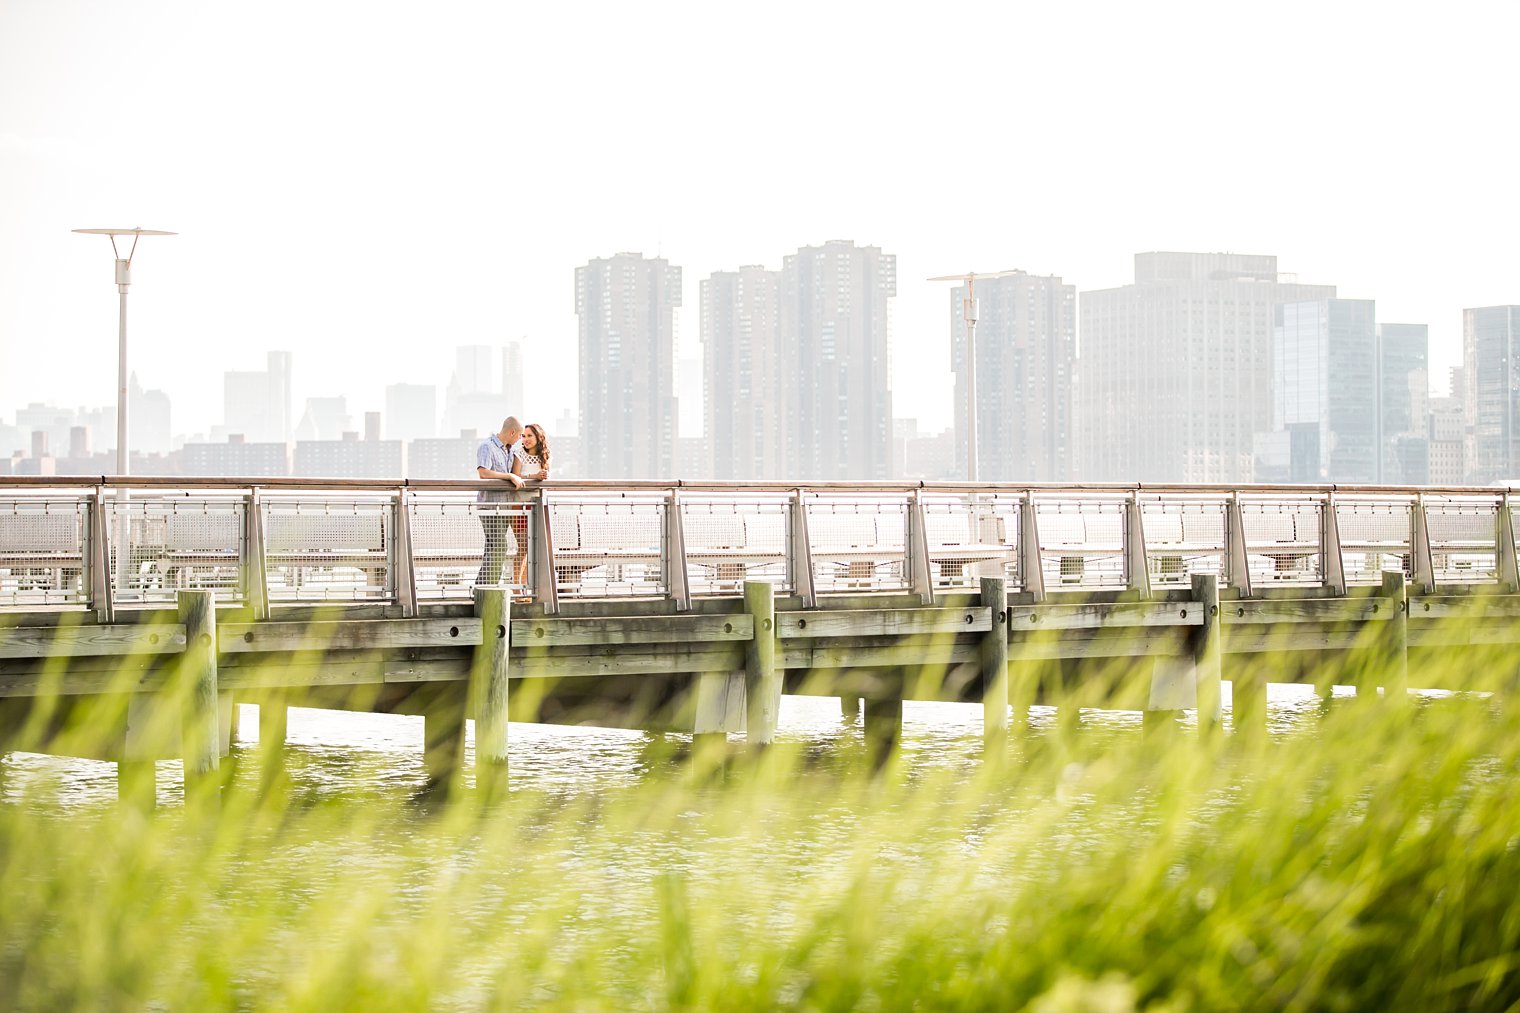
xmin=1036 ymin=496 xmax=1127 ymax=589
xmin=680 ymin=496 xmax=790 ymax=596
xmin=1425 ymin=496 xmax=1500 ymax=585
xmin=262 ymin=496 xmax=394 ymax=604
xmin=1336 ymin=496 xmax=1414 ymax=586
xmin=920 ymin=493 xmax=1019 ymax=591
xmin=0 ymin=494 xmax=90 ymax=607
xmin=409 ymin=494 xmax=532 ymax=601
xmin=106 ymin=494 xmax=246 ymax=606
xmin=1239 ymin=496 xmax=1325 ymax=587
xmin=551 ymin=496 xmax=668 ymax=599
xmin=1139 ymin=496 xmax=1226 ymax=588
xmin=807 ymin=496 xmax=909 ymax=595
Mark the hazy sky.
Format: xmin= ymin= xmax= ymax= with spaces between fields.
xmin=1 ymin=0 xmax=1516 ymax=439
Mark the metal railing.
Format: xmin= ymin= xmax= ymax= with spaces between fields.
xmin=3 ymin=477 xmax=1518 ymax=617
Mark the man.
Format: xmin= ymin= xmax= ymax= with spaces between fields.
xmin=475 ymin=417 xmax=524 ymax=586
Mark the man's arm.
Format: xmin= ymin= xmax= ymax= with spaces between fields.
xmin=477 ymin=465 xmax=524 ymax=487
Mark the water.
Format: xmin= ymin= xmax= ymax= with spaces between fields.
xmin=0 ymin=682 xmax=1376 ymax=811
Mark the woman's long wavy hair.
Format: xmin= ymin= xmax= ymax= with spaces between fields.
xmin=522 ymin=423 xmax=550 ymax=468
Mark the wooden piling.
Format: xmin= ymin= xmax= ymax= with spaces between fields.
xmin=1378 ymin=570 xmax=1409 ymax=702
xmin=118 ymin=693 xmax=156 ymax=808
xmin=178 ymin=590 xmax=220 ymax=804
xmin=840 ymin=696 xmax=861 ymax=721
xmin=863 ymin=697 xmax=902 ymax=764
xmin=471 ymin=587 xmax=512 ymax=793
xmin=1192 ymin=574 xmax=1223 ymax=736
xmin=981 ymin=577 xmax=1009 ymax=747
xmin=743 ymin=581 xmax=779 ymax=746
xmin=423 ymin=701 xmax=465 ymax=787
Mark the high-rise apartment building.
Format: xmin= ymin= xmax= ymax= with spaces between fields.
xmin=779 ymin=240 xmax=896 ymax=480
xmin=701 ymin=265 xmax=781 ymax=479
xmin=224 ymin=351 xmax=292 ymax=444
xmin=576 ymin=252 xmax=681 ymax=479
xmin=384 ymin=383 xmax=438 ymax=442
xmin=949 ymin=271 xmax=1075 ymax=481
xmin=128 ymin=374 xmax=172 ymax=455
xmin=1254 ymin=299 xmax=1378 ymax=483
xmin=443 ymin=345 xmax=503 ymax=437
xmin=1463 ymin=306 xmax=1520 ymax=483
xmin=501 ymin=342 xmax=524 ymax=415
xmin=1378 ymin=322 xmax=1429 ymax=484
xmin=1078 ymin=253 xmax=1335 ymax=482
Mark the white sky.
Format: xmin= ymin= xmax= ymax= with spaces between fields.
xmin=2 ymin=0 xmax=1516 ymax=439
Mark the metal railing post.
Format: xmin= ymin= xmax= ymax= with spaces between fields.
xmin=907 ymin=488 xmax=934 ymax=605
xmin=1496 ymin=495 xmax=1518 ymax=593
xmin=393 ymin=488 xmax=418 ymax=618
xmin=789 ymin=489 xmax=817 ymax=608
xmin=243 ymin=489 xmax=269 ymax=620
xmin=530 ymin=492 xmax=559 ymax=614
xmin=1225 ymin=493 xmax=1253 ymax=599
xmin=1410 ymin=495 xmax=1436 ymax=594
xmin=89 ymin=486 xmax=114 ymax=623
xmin=663 ymin=489 xmax=691 ymax=611
xmin=1320 ymin=492 xmax=1346 ymax=595
xmin=1019 ymin=492 xmax=1045 ymax=601
xmin=1124 ymin=494 xmax=1151 ymax=596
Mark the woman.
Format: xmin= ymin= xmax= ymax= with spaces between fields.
xmin=510 ymin=424 xmax=550 ymax=586
xmin=512 ymin=424 xmax=551 ymax=482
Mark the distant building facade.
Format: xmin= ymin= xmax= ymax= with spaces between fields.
xmin=779 ymin=240 xmax=896 ymax=480
xmin=1078 ymin=253 xmax=1335 ymax=483
xmin=1378 ymin=322 xmax=1429 ymax=484
xmin=1464 ymin=306 xmax=1520 ymax=483
xmin=576 ymin=252 xmax=681 ymax=479
xmin=224 ymin=351 xmax=292 ymax=445
xmin=701 ymin=265 xmax=781 ymax=480
xmin=293 ymin=432 xmax=403 ymax=478
xmin=1254 ymin=299 xmax=1378 ymax=483
xmin=180 ymin=436 xmax=289 ymax=477
xmin=384 ymin=383 xmax=438 ymax=442
xmin=949 ymin=270 xmax=1075 ymax=481
xmin=406 ymin=433 xmax=480 ymax=480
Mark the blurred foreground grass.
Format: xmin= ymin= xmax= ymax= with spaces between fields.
xmin=2 ymin=680 xmax=1520 ymax=1010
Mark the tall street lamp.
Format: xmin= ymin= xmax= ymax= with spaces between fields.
xmin=72 ymin=227 xmax=176 ymax=477
xmin=927 ymin=270 xmax=1021 ymax=482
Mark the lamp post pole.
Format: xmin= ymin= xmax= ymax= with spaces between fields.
xmin=73 ymin=228 xmax=176 ymax=594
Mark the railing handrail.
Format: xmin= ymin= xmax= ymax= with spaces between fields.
xmin=0 ymin=475 xmax=1515 ymax=497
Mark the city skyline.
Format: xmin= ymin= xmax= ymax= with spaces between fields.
xmin=4 ymin=3 xmax=1516 ymax=440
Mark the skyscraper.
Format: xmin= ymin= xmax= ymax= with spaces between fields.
xmin=1254 ymin=299 xmax=1378 ymax=483
xmin=128 ymin=374 xmax=172 ymax=455
xmin=779 ymin=240 xmax=896 ymax=480
xmin=1378 ymin=322 xmax=1429 ymax=484
xmin=224 ymin=351 xmax=292 ymax=444
xmin=384 ymin=383 xmax=438 ymax=442
xmin=443 ymin=345 xmax=502 ymax=437
xmin=502 ymin=341 xmax=524 ymax=415
xmin=1078 ymin=253 xmax=1335 ymax=482
xmin=576 ymin=252 xmax=681 ymax=479
xmin=701 ymin=265 xmax=780 ymax=479
xmin=1463 ymin=306 xmax=1520 ymax=483
xmin=949 ymin=271 xmax=1075 ymax=481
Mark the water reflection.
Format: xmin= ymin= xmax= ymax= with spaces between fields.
xmin=0 ymin=681 xmax=1416 ymax=812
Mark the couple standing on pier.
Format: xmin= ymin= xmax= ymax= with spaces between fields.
xmin=475 ymin=416 xmax=552 ymax=587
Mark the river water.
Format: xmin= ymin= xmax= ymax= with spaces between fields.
xmin=1 ymin=683 xmax=1359 ymax=810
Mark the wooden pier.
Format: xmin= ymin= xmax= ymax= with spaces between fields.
xmin=3 ymin=477 xmax=1518 ymax=802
